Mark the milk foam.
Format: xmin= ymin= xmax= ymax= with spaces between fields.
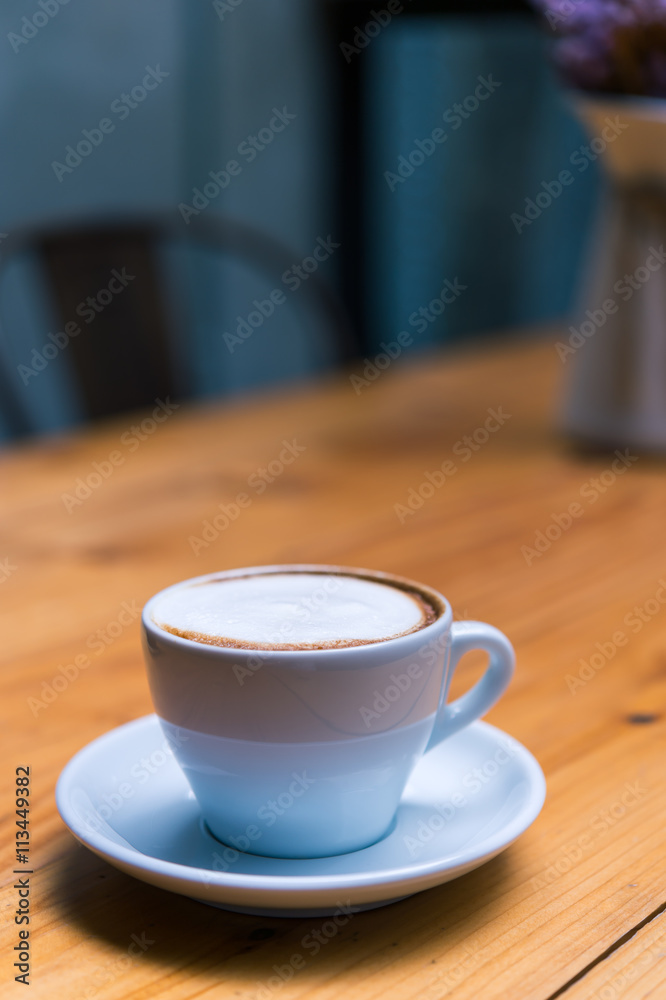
xmin=152 ymin=572 xmax=430 ymax=648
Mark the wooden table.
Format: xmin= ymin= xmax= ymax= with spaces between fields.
xmin=2 ymin=336 xmax=665 ymax=1000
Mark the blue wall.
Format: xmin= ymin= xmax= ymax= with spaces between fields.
xmin=0 ymin=6 xmax=598 ymax=439
xmin=367 ymin=16 xmax=598 ymax=351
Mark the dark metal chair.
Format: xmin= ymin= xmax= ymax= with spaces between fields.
xmin=0 ymin=211 xmax=354 ymax=438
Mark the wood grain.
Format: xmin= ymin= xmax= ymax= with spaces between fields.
xmin=1 ymin=335 xmax=666 ymax=999
xmin=562 ymin=910 xmax=666 ymax=1000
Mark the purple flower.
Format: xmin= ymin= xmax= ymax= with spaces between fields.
xmin=532 ymin=0 xmax=666 ymax=95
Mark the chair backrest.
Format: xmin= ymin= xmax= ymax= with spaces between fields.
xmin=0 ymin=212 xmax=354 ymax=438
xmin=39 ymin=225 xmax=174 ymax=423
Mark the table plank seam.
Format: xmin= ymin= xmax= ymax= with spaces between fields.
xmin=545 ymin=897 xmax=666 ymax=1000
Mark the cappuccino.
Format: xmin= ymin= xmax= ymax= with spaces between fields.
xmin=152 ymin=570 xmax=438 ymax=650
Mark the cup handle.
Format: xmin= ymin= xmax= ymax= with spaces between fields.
xmin=424 ymin=621 xmax=515 ymax=752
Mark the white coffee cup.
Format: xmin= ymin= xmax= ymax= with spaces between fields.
xmin=141 ymin=564 xmax=514 ymax=859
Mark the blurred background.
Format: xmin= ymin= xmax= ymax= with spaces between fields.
xmin=0 ymin=0 xmax=599 ymax=442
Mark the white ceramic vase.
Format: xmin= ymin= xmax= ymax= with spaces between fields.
xmin=561 ymin=94 xmax=666 ymax=451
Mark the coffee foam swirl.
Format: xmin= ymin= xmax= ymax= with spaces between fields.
xmin=152 ymin=571 xmax=437 ymax=650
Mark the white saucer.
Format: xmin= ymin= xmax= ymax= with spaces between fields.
xmin=56 ymin=714 xmax=545 ymax=917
